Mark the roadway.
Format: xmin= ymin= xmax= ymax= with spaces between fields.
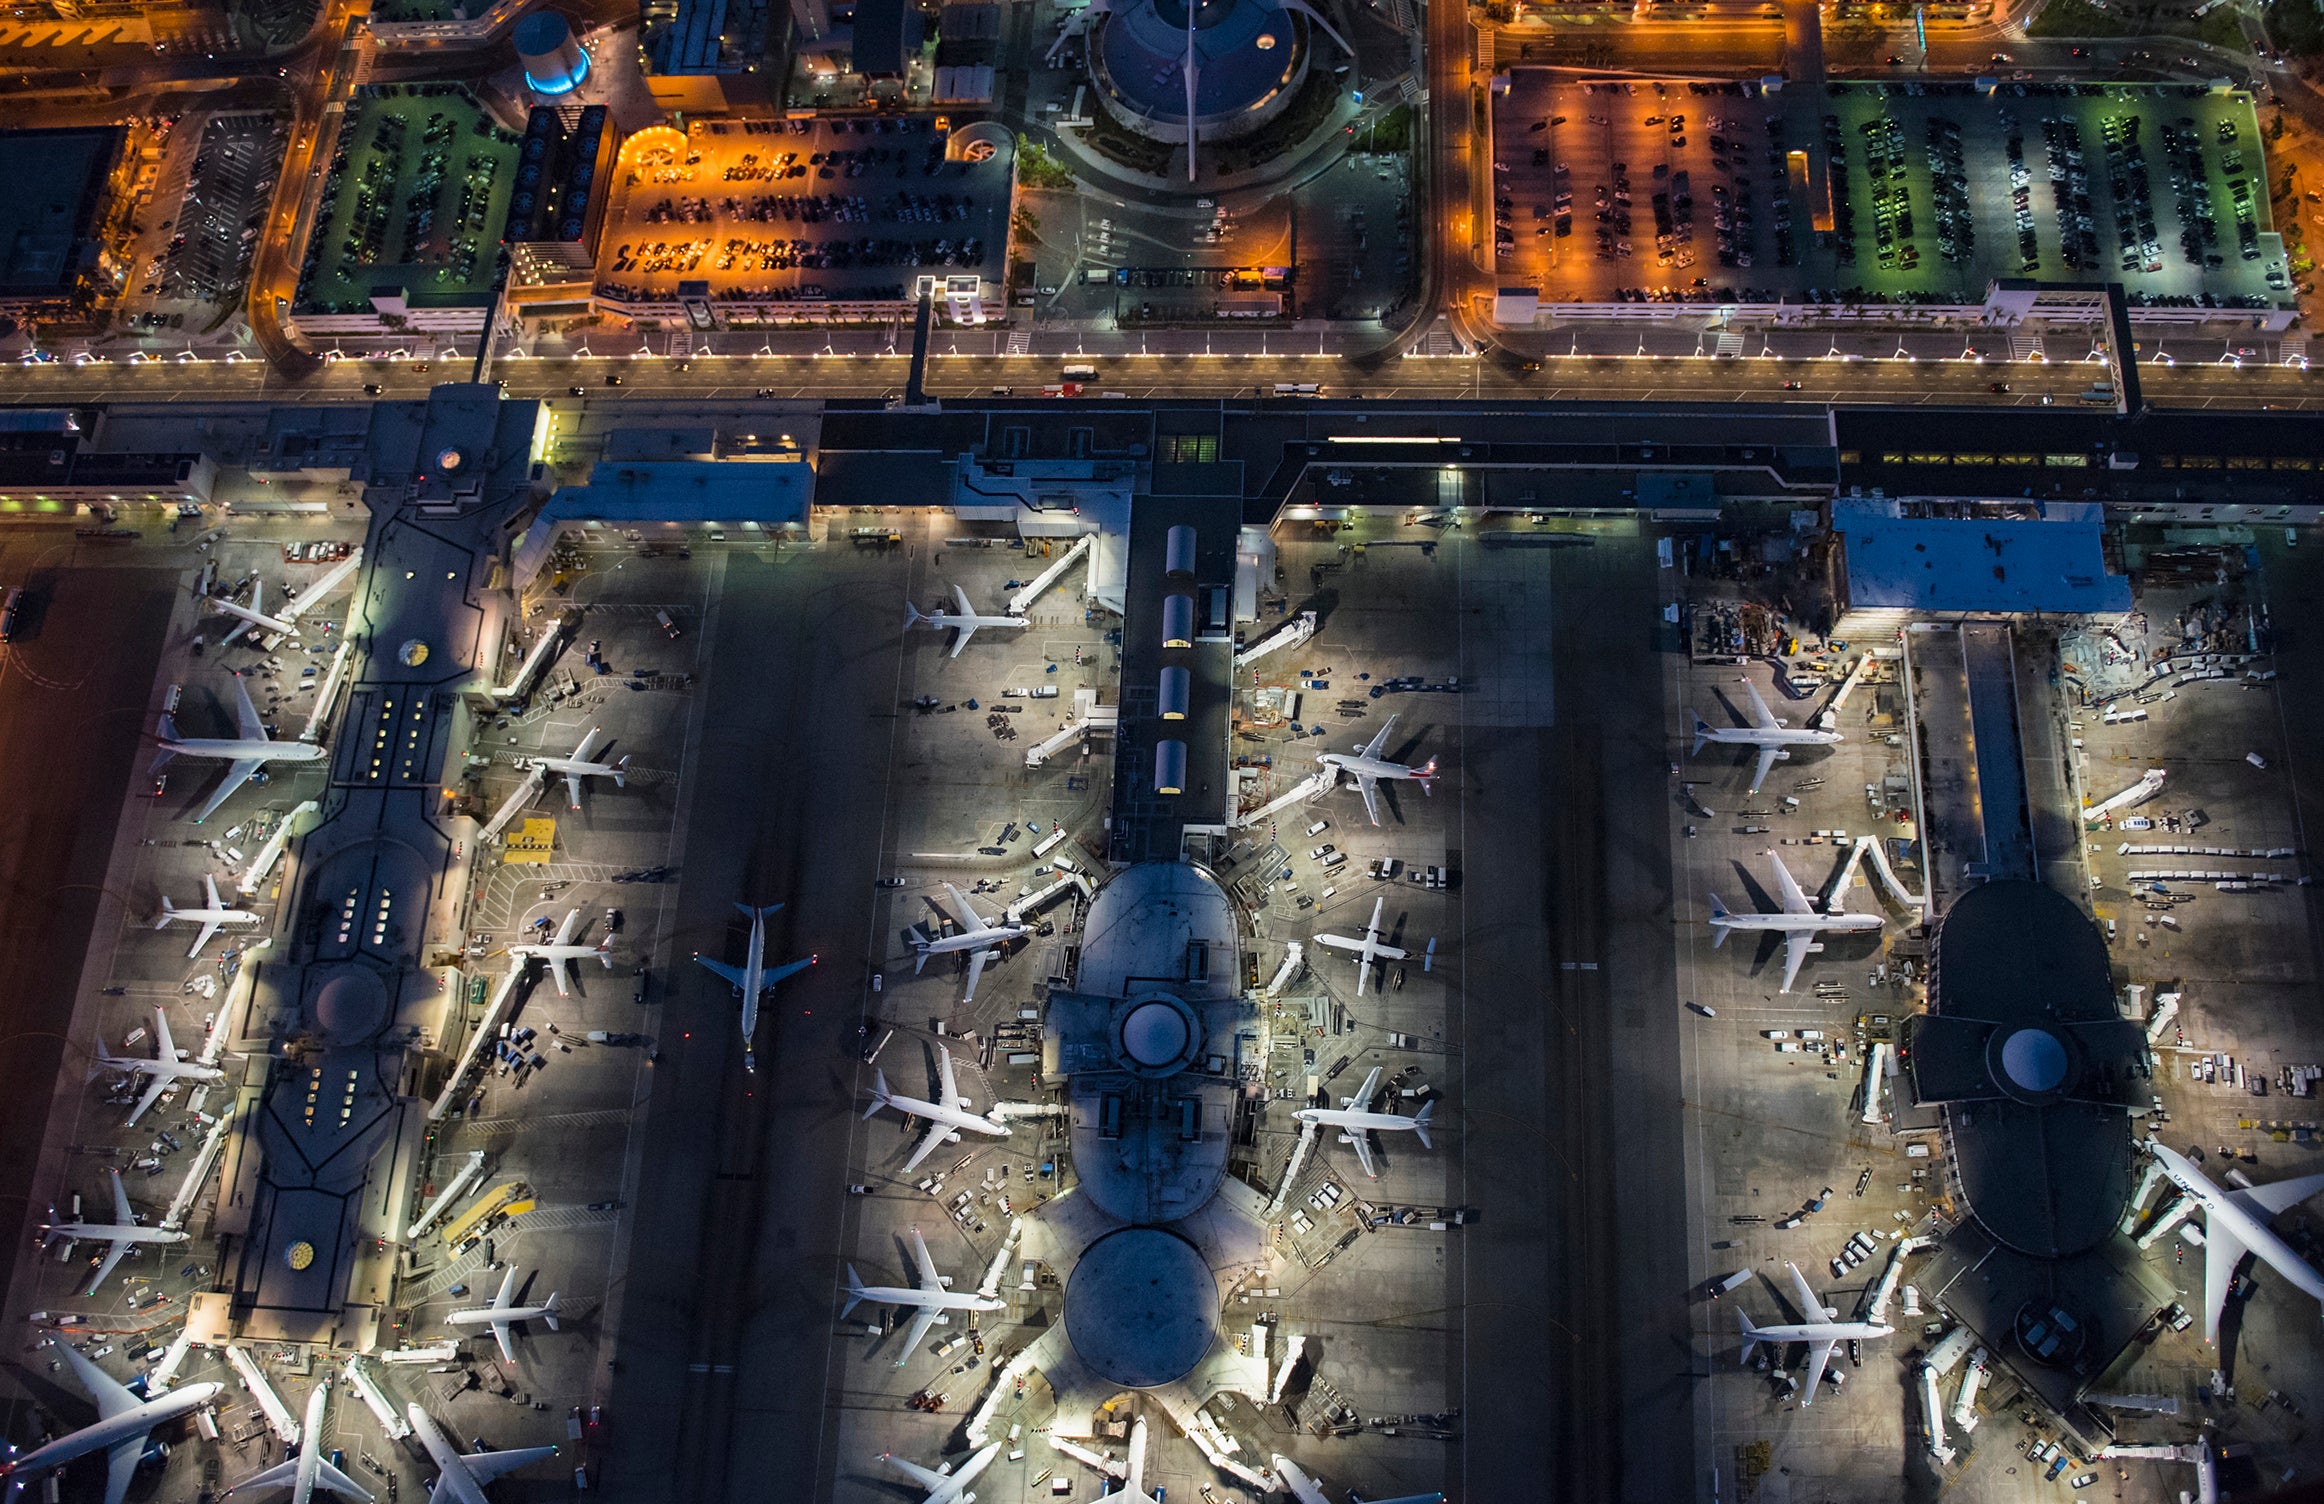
xmin=1 ymin=350 xmax=2316 ymax=407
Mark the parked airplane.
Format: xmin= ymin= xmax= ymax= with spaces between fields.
xmin=40 ymin=1168 xmax=189 ymax=1295
xmin=2150 ymin=1140 xmax=2324 ymax=1343
xmin=1708 ymin=850 xmax=1885 ymax=994
xmin=1271 ymin=1454 xmax=1444 ymax=1504
xmin=97 ymin=1004 xmax=225 ymax=1126
xmin=1690 ymin=678 xmax=1842 ymax=794
xmin=205 ymin=549 xmax=363 ymax=647
xmin=910 ymin=885 xmax=1028 ymax=1004
xmin=1294 ymin=1066 xmax=1435 ymax=1180
xmin=223 ymin=1379 xmax=372 ymax=1501
xmin=447 ymin=1267 xmax=560 ymax=1364
xmin=404 ymin=1404 xmax=558 ymax=1504
xmin=863 ymin=1044 xmax=1011 ymax=1174
xmin=152 ymin=675 xmax=329 ymax=823
xmin=523 ymin=726 xmax=629 ymax=812
xmin=878 ymin=1443 xmax=1001 ymax=1504
xmin=1047 ymin=1418 xmax=1158 ymax=1503
xmin=1736 ymin=1261 xmax=1893 ymax=1406
xmin=155 ymin=872 xmax=261 ymax=958
xmin=905 ymin=585 xmax=1028 ymax=658
xmin=509 ymin=909 xmax=613 ymax=998
xmin=839 ymin=1226 xmax=1006 ymax=1365
xmin=694 ymin=901 xmax=815 ymax=1074
xmin=1311 ymin=895 xmax=1407 ymax=996
xmin=1315 ymin=714 xmax=1436 ymax=826
xmin=0 ymin=1340 xmax=223 ymax=1504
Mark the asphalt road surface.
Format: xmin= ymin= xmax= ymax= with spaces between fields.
xmin=1 ymin=352 xmax=2314 ymax=408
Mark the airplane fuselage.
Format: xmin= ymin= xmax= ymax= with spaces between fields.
xmin=917 ymin=924 xmax=1026 ymax=959
xmin=1750 ymin=1318 xmax=1892 ymax=1344
xmin=1317 ymin=752 xmax=1428 ymax=784
xmin=1 ymin=1379 xmax=222 ymax=1480
xmin=449 ymin=1303 xmax=557 ymax=1329
xmin=44 ymin=1220 xmax=185 ymax=1248
xmin=1711 ymin=912 xmax=1884 ymax=936
xmin=878 ymin=1089 xmax=1009 ymax=1139
xmin=161 ymin=736 xmax=327 ymax=765
xmin=1699 ymin=726 xmax=1841 ymax=752
xmin=1296 ymin=1107 xmax=1424 ymax=1135
xmin=107 ymin=1057 xmax=222 ymax=1085
xmin=848 ymin=1283 xmax=1004 ymax=1314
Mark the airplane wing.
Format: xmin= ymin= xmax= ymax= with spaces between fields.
xmin=937 ymin=1046 xmax=960 ymax=1109
xmin=545 ymin=956 xmax=573 ymax=997
xmin=948 ymin=623 xmax=975 ymax=658
xmin=884 ymin=1455 xmax=950 ymax=1493
xmin=1345 ymin=1130 xmax=1378 ymax=1179
xmin=952 ymin=584 xmax=973 ymax=617
xmin=55 ymin=1334 xmax=142 ymax=1421
xmin=1778 ymin=932 xmax=1820 ymax=994
xmin=1799 ymin=1337 xmax=1838 ymax=1402
xmin=1785 ymin=1261 xmax=1825 ymax=1320
xmin=2202 ymin=1219 xmax=2250 ymax=1342
xmin=2227 ymin=1171 xmax=2324 ymax=1219
xmin=492 ymin=1266 xmax=519 ymax=1309
xmin=896 ymin=1303 xmax=943 ymax=1364
xmin=911 ymin=1227 xmax=944 ymax=1291
xmin=762 ymin=956 xmax=813 ymax=990
xmin=570 ymin=726 xmax=603 ymax=763
xmin=103 ymin=1438 xmax=145 ymax=1504
xmin=1356 ymin=774 xmax=1383 ymax=827
xmin=186 ymin=915 xmax=224 ymax=959
xmin=125 ymin=1074 xmax=171 ymax=1127
xmin=555 ymin=909 xmax=582 ymax=945
xmin=1311 ymin=932 xmax=1362 ymax=954
xmin=153 ymin=1006 xmax=179 ymax=1065
xmin=224 ymin=1458 xmax=303 ymax=1498
xmin=489 ymin=1320 xmax=517 ymax=1365
xmin=1346 ymin=1066 xmax=1383 ymax=1111
xmin=1768 ymin=853 xmax=1814 ymax=914
xmin=901 ymin=1122 xmax=946 ymax=1175
xmin=563 ymin=772 xmax=584 ymax=811
xmin=81 ymin=1240 xmax=128 ymax=1299
xmin=203 ymin=873 xmax=224 ymax=911
xmin=1354 ymin=950 xmax=1371 ymax=995
xmin=460 ymin=1446 xmax=560 ymax=1486
xmin=1749 ymin=746 xmax=1782 ymax=795
xmin=1741 ymin=678 xmax=1781 ymax=730
xmin=934 ymin=884 xmax=980 ymax=929
xmin=960 ymin=947 xmax=993 ymax=1003
xmin=1359 ymin=714 xmax=1398 ymax=761
xmin=193 ymin=758 xmax=265 ymax=824
xmin=695 ymin=956 xmax=746 ymax=991
xmin=233 ymin=675 xmax=267 ymax=741
xmin=111 ymin=1166 xmax=133 ymax=1226
xmin=313 ymin=1457 xmax=377 ymax=1501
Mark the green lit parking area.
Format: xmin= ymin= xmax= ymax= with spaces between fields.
xmin=1491 ymin=75 xmax=2289 ymax=315
xmin=293 ymin=83 xmax=521 ymax=319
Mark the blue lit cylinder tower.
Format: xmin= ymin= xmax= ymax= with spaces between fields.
xmin=515 ymin=11 xmax=590 ymax=96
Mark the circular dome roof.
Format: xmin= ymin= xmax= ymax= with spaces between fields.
xmin=1063 ymin=1227 xmax=1218 ymax=1388
xmin=514 ymin=10 xmax=572 ymax=50
xmin=1122 ymin=1000 xmax=1190 ymax=1068
xmin=2000 ymin=1027 xmax=2068 ymax=1093
xmin=314 ymin=969 xmax=389 ymax=1045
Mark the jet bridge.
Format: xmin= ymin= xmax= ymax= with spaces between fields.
xmin=1024 ymin=688 xmax=1119 ymax=769
xmin=1007 ymin=534 xmax=1094 ymax=616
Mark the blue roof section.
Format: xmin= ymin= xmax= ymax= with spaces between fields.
xmin=1835 ymin=498 xmax=2129 ymax=616
xmin=513 ymin=458 xmax=813 ymax=585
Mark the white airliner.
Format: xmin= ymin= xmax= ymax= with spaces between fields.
xmin=1315 ymin=714 xmax=1436 ymax=826
xmin=1270 ymin=1454 xmax=1443 ymax=1504
xmin=910 ymin=885 xmax=1028 ymax=1004
xmin=1294 ymin=1066 xmax=1436 ymax=1180
xmin=839 ymin=1225 xmax=1007 ymax=1365
xmin=878 ymin=1443 xmax=1001 ymax=1504
xmin=694 ymin=901 xmax=815 ymax=1074
xmin=1708 ymin=850 xmax=1885 ymax=994
xmin=1048 ymin=1418 xmax=1158 ymax=1503
xmin=447 ymin=1267 xmax=561 ymax=1364
xmin=153 ymin=675 xmax=329 ymax=823
xmin=1311 ymin=895 xmax=1407 ymax=996
xmin=156 ymin=872 xmax=261 ymax=958
xmin=405 ymin=1404 xmax=558 ymax=1504
xmin=509 ymin=909 xmax=613 ymax=998
xmin=97 ymin=1004 xmax=225 ymax=1126
xmin=224 ymin=1380 xmax=372 ymax=1502
xmin=0 ymin=1340 xmax=223 ymax=1504
xmin=906 ymin=585 xmax=1028 ymax=659
xmin=1736 ymin=1261 xmax=1893 ymax=1406
xmin=2150 ymin=1140 xmax=2324 ymax=1343
xmin=1690 ymin=678 xmax=1842 ymax=794
xmin=206 ymin=549 xmax=363 ymax=646
xmin=40 ymin=1169 xmax=189 ymax=1295
xmin=864 ymin=1044 xmax=1012 ymax=1174
xmin=524 ymin=726 xmax=630 ymax=812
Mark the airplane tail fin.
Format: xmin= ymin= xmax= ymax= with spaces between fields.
xmin=155 ymin=896 xmax=177 ymax=929
xmin=912 ymin=943 xmax=930 ymax=974
xmin=904 ymin=602 xmax=928 ymax=631
xmin=1411 ymin=1099 xmax=1435 ymax=1149
xmin=542 ymin=1293 xmax=560 ymax=1330
xmin=1708 ymin=896 xmax=1732 ymax=944
xmin=595 ymin=940 xmax=615 ymax=967
xmin=862 ymin=1070 xmax=892 ymax=1118
xmin=1690 ymin=712 xmax=1712 ymax=755
xmin=839 ymin=1265 xmax=867 ymax=1319
xmin=149 ymin=714 xmax=180 ymax=775
xmin=1737 ymin=1307 xmax=1761 ymax=1354
xmin=1416 ymin=757 xmax=1438 ymax=794
xmin=612 ymin=756 xmax=630 ymax=788
xmin=760 ymin=904 xmax=784 ymax=921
